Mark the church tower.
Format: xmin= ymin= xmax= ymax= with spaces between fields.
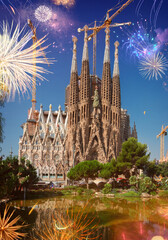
xmin=101 ymin=27 xmax=112 ymax=154
xmin=111 ymin=41 xmax=121 ymax=157
xmin=66 ymin=36 xmax=79 ymax=167
xmin=68 ymin=37 xmax=79 ymax=129
xmin=79 ymin=25 xmax=91 ymax=154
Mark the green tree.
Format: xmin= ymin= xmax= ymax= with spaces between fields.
xmin=145 ymin=160 xmax=158 ymax=181
xmin=19 ymin=158 xmax=38 ymax=191
xmin=99 ymin=159 xmax=117 ymax=179
xmin=67 ymin=160 xmax=102 ymax=189
xmin=156 ymin=162 xmax=168 ymax=177
xmin=117 ymin=137 xmax=150 ymax=178
xmin=0 ymin=156 xmax=38 ymax=198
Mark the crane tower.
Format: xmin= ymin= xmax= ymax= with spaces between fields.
xmin=157 ymin=125 xmax=168 ymax=162
xmin=77 ymin=0 xmax=134 ymax=79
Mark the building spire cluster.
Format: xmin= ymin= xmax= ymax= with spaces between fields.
xmin=19 ymin=28 xmax=138 ymax=184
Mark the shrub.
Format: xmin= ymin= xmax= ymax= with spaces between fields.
xmin=159 ymin=178 xmax=168 ymax=190
xmin=77 ymin=188 xmax=84 ymax=195
xmin=102 ymin=183 xmax=112 ymax=194
xmin=139 ymin=177 xmax=157 ymax=194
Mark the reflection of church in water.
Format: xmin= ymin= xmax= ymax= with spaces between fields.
xmin=19 ymin=25 xmax=137 ymax=184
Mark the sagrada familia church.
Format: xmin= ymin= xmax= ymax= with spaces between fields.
xmin=19 ymin=26 xmax=137 ymax=185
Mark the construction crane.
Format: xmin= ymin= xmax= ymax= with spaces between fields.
xmin=77 ymin=0 xmax=134 ymax=78
xmin=27 ymin=19 xmax=49 ymax=116
xmin=157 ymin=125 xmax=168 ymax=162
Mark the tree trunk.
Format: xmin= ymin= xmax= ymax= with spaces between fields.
xmin=85 ymin=178 xmax=89 ymax=189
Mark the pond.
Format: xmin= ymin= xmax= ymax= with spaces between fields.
xmin=8 ymin=196 xmax=168 ymax=240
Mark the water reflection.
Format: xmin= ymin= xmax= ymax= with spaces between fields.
xmin=9 ymin=197 xmax=168 ymax=240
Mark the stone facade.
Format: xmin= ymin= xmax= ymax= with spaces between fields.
xmin=19 ymin=26 xmax=137 ymax=184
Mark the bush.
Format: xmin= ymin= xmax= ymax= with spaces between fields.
xmin=102 ymin=183 xmax=112 ymax=194
xmin=77 ymin=188 xmax=84 ymax=195
xmin=139 ymin=177 xmax=157 ymax=194
xmin=159 ymin=178 xmax=168 ymax=190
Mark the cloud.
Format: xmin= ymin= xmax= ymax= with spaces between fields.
xmin=155 ymin=28 xmax=168 ymax=45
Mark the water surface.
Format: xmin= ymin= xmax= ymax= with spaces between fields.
xmin=9 ymin=196 xmax=168 ymax=240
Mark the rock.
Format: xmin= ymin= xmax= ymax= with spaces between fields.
xmin=141 ymin=193 xmax=151 ymax=198
xmin=106 ymin=194 xmax=115 ymax=198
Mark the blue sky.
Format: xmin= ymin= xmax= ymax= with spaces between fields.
xmin=0 ymin=0 xmax=168 ymax=160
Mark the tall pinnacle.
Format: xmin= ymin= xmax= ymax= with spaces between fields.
xmin=103 ymin=27 xmax=110 ymax=63
xmin=71 ymin=36 xmax=78 ymax=73
xmin=113 ymin=41 xmax=119 ymax=77
xmin=82 ymin=25 xmax=89 ymax=61
xmin=69 ymin=37 xmax=79 ymax=106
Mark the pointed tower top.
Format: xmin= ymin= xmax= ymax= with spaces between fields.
xmin=82 ymin=25 xmax=89 ymax=61
xmin=40 ymin=104 xmax=43 ymax=109
xmin=103 ymin=27 xmax=110 ymax=63
xmin=58 ymin=105 xmax=61 ymax=111
xmin=71 ymin=36 xmax=78 ymax=73
xmin=49 ymin=104 xmax=52 ymax=110
xmin=113 ymin=41 xmax=120 ymax=77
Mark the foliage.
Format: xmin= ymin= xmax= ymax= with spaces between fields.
xmin=139 ymin=177 xmax=157 ymax=194
xmin=0 ymin=205 xmax=26 ymax=240
xmin=156 ymin=162 xmax=168 ymax=177
xmin=67 ymin=160 xmax=102 ymax=189
xmin=129 ymin=176 xmax=139 ymax=190
xmin=102 ymin=183 xmax=112 ymax=194
xmin=145 ymin=160 xmax=158 ymax=179
xmin=129 ymin=176 xmax=138 ymax=186
xmin=117 ymin=138 xmax=150 ymax=178
xmin=159 ymin=177 xmax=168 ymax=190
xmin=0 ymin=156 xmax=38 ymax=198
xmin=99 ymin=159 xmax=118 ymax=179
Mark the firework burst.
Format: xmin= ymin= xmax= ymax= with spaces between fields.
xmin=136 ymin=0 xmax=164 ymax=27
xmin=0 ymin=22 xmax=51 ymax=100
xmin=139 ymin=53 xmax=168 ymax=80
xmin=35 ymin=5 xmax=52 ymax=23
xmin=0 ymin=205 xmax=26 ymax=239
xmin=35 ymin=202 xmax=99 ymax=240
xmin=123 ymin=20 xmax=159 ymax=60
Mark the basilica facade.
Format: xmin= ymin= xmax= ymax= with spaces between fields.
xmin=19 ymin=25 xmax=137 ymax=184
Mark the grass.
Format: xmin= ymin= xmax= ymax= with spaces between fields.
xmin=115 ymin=190 xmax=141 ymax=198
xmin=158 ymin=190 xmax=168 ymax=198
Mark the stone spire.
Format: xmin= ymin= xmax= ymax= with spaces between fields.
xmin=82 ymin=25 xmax=89 ymax=61
xmin=113 ymin=41 xmax=119 ymax=77
xmin=101 ymin=27 xmax=112 ymax=105
xmin=71 ymin=36 xmax=78 ymax=73
xmin=69 ymin=37 xmax=79 ymax=107
xmin=80 ymin=25 xmax=90 ymax=102
xmin=132 ymin=122 xmax=138 ymax=139
xmin=103 ymin=27 xmax=110 ymax=63
xmin=112 ymin=41 xmax=121 ymax=110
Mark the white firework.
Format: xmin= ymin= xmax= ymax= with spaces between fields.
xmin=0 ymin=22 xmax=51 ymax=100
xmin=139 ymin=53 xmax=168 ymax=80
xmin=35 ymin=5 xmax=52 ymax=23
